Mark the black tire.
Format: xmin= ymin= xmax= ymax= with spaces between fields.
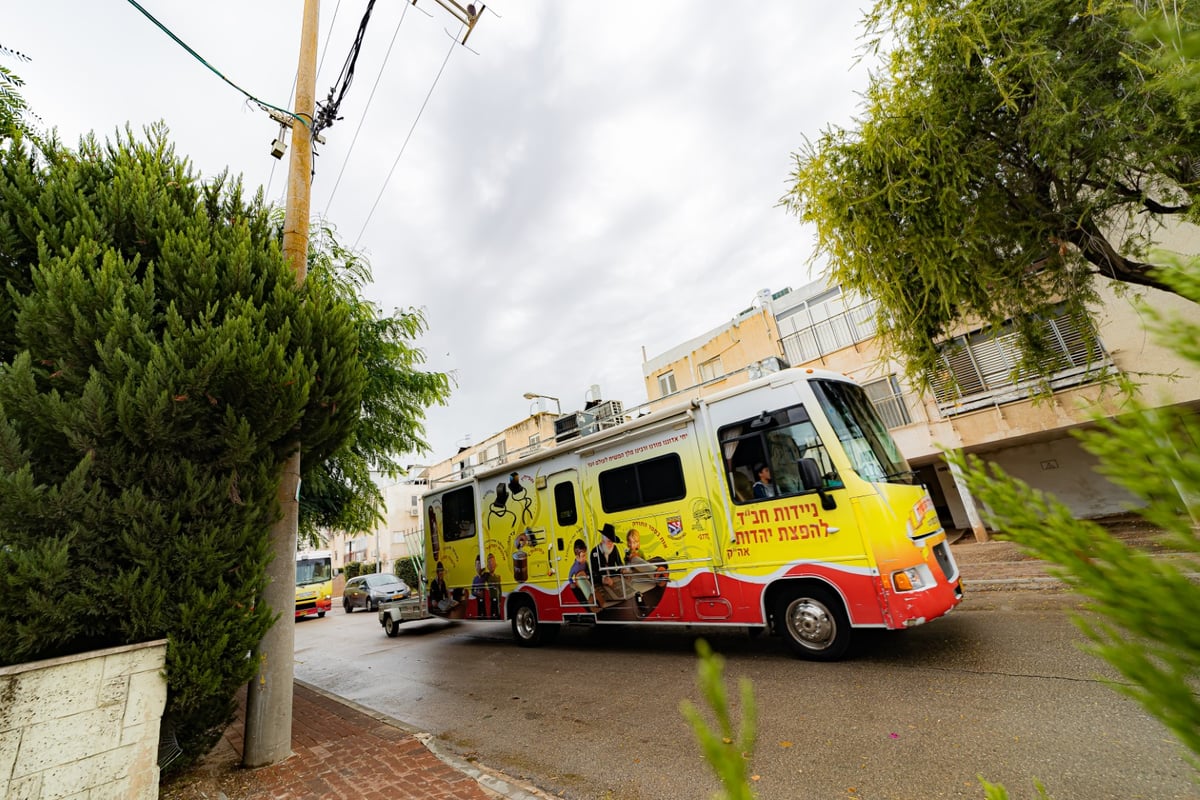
xmin=384 ymin=615 xmax=400 ymax=637
xmin=317 ymin=611 xmax=326 ymax=619
xmin=343 ymin=598 xmax=352 ymax=613
xmin=368 ymin=597 xmax=378 ymax=613
xmin=511 ymin=597 xmax=546 ymax=647
xmin=775 ymin=586 xmax=851 ymax=661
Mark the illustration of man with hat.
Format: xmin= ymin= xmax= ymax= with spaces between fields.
xmin=589 ymin=522 xmax=628 ymax=606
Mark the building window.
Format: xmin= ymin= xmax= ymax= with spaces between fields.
xmin=657 ymin=371 xmax=677 ymax=398
xmin=482 ymin=441 xmax=506 ymax=466
xmin=529 ymin=433 xmax=540 ymax=447
xmin=698 ymin=357 xmax=723 ymax=383
xmin=862 ymin=375 xmax=912 ymax=429
xmin=931 ymin=304 xmax=1112 ymax=414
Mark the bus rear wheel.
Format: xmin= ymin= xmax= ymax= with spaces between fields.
xmin=511 ymin=598 xmax=547 ymax=647
xmin=776 ymin=587 xmax=851 ymax=661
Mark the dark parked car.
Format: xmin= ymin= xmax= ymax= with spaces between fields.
xmin=343 ymin=573 xmax=410 ymax=613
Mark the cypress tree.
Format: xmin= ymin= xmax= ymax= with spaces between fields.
xmin=0 ymin=124 xmax=364 ymax=767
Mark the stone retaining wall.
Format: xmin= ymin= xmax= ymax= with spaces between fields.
xmin=0 ymin=639 xmax=167 ymax=800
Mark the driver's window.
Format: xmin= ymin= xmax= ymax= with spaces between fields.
xmin=719 ymin=405 xmax=841 ymax=504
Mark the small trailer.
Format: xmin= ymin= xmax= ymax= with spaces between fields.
xmin=378 ymin=595 xmax=431 ymax=636
xmin=378 ymin=527 xmax=432 ymax=636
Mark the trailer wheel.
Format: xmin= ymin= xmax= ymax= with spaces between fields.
xmin=511 ymin=598 xmax=546 ymax=647
xmin=776 ymin=586 xmax=851 ymax=661
xmin=384 ymin=615 xmax=400 ymax=638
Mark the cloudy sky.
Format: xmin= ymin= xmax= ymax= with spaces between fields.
xmin=6 ymin=1 xmax=875 ymax=464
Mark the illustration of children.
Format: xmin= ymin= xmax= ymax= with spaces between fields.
xmin=622 ymin=529 xmax=661 ymax=595
xmin=471 ymin=555 xmax=489 ymax=616
xmin=484 ymin=552 xmax=502 ymax=619
xmin=567 ymin=538 xmax=597 ymax=610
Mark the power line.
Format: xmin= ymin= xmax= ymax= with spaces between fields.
xmin=123 ymin=0 xmax=308 ymax=130
xmin=315 ymin=0 xmax=345 ymax=84
xmin=322 ymin=0 xmax=414 ymax=218
xmin=313 ymin=0 xmax=378 ymax=141
xmin=354 ymin=32 xmax=459 ymax=250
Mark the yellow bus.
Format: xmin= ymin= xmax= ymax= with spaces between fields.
xmin=295 ymin=550 xmax=333 ymax=619
xmin=423 ymin=368 xmax=963 ymax=660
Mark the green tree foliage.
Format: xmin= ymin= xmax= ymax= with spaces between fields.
xmin=0 ymin=125 xmax=364 ymax=768
xmin=298 ymin=221 xmax=451 ymax=539
xmin=953 ymin=258 xmax=1200 ymax=771
xmin=784 ymin=0 xmax=1200 ymax=384
xmin=0 ymin=43 xmax=46 ymax=149
xmin=0 ymin=44 xmax=31 ymax=140
xmin=680 ymin=639 xmax=759 ymax=800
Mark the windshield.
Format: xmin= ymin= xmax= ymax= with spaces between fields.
xmin=812 ymin=379 xmax=912 ymax=484
xmin=366 ymin=573 xmax=403 ymax=588
xmin=296 ymin=557 xmax=332 ymax=586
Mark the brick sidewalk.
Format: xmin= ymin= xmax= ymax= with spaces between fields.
xmin=160 ymin=681 xmax=535 ymax=800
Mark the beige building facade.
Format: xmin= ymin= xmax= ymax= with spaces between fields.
xmin=639 ymin=276 xmax=1200 ymax=538
xmin=348 ymin=256 xmax=1197 ymax=554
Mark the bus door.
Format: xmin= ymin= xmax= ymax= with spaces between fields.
xmin=585 ymin=439 xmax=726 ymax=622
xmin=542 ymin=470 xmax=592 ymax=612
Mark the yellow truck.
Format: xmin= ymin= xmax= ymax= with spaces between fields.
xmin=422 ymin=368 xmax=962 ymax=660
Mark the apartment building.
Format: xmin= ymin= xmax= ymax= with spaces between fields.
xmin=323 ymin=473 xmax=430 ymax=576
xmin=641 ymin=276 xmax=1200 ymax=539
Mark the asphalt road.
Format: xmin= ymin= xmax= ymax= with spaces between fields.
xmin=294 ymin=594 xmax=1196 ymax=800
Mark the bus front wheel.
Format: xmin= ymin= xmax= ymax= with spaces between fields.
xmin=776 ymin=587 xmax=851 ymax=661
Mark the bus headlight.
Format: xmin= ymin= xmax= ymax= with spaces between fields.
xmin=892 ymin=565 xmax=934 ymax=592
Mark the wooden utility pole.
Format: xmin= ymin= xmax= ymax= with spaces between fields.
xmin=243 ymin=0 xmax=319 ymax=767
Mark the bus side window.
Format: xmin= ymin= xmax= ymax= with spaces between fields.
xmin=554 ymin=481 xmax=578 ymax=525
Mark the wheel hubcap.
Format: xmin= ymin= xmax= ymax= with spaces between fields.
xmin=516 ymin=608 xmax=536 ymax=639
xmin=788 ymin=598 xmax=834 ymax=650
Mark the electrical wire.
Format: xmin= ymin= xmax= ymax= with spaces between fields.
xmin=315 ymin=0 xmax=345 ymax=87
xmin=123 ymin=0 xmax=309 ymax=130
xmin=353 ymin=31 xmax=460 ymax=250
xmin=313 ymin=0 xmax=378 ymax=140
xmin=322 ymin=0 xmax=413 ymax=218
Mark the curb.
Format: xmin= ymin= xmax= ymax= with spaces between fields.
xmin=962 ymin=576 xmax=1068 ymax=591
